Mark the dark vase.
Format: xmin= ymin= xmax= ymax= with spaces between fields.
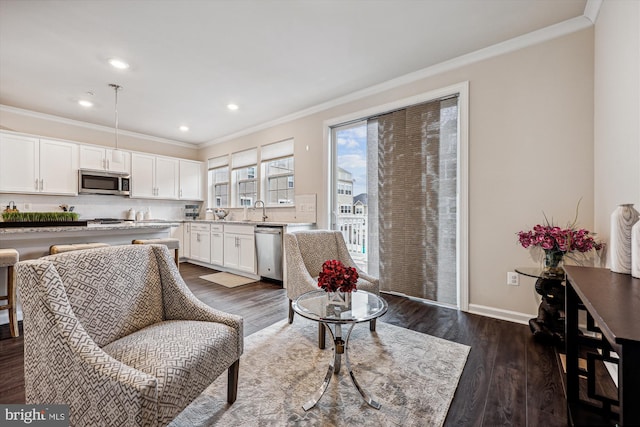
xmin=543 ymin=250 xmax=564 ymax=277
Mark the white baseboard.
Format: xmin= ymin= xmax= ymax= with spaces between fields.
xmin=468 ymin=304 xmax=534 ymax=325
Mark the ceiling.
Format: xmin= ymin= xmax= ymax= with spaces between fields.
xmin=0 ymin=0 xmax=588 ymax=146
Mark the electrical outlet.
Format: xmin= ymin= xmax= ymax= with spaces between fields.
xmin=23 ymin=203 xmax=31 ymax=211
xmin=507 ymin=272 xmax=519 ymax=286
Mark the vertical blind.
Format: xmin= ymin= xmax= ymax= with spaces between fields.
xmin=366 ymin=96 xmax=458 ymax=302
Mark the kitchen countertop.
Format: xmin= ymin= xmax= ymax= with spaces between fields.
xmin=0 ymin=221 xmax=181 ymax=234
xmin=186 ymin=220 xmax=315 ymax=227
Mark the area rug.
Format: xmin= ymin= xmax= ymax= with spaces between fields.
xmin=170 ymin=318 xmax=470 ymax=427
xmin=199 ymin=272 xmax=257 ymax=288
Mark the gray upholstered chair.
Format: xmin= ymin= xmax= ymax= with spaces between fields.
xmin=16 ymin=244 xmax=243 ymax=427
xmin=285 ymin=230 xmax=380 ymax=348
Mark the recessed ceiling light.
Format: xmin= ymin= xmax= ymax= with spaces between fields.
xmin=108 ymin=58 xmax=130 ymax=70
xmin=179 ymin=125 xmax=189 ymax=132
xmin=227 ymin=103 xmax=239 ymax=111
xmin=78 ymin=100 xmax=93 ymax=107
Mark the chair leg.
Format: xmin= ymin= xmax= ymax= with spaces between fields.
xmin=370 ymin=318 xmax=376 ymax=332
xmin=227 ymin=359 xmax=240 ymax=404
xmin=288 ymin=300 xmax=294 ymax=324
xmin=318 ymin=323 xmax=326 ymax=349
xmin=8 ymin=266 xmax=18 ymax=338
xmin=174 ymin=249 xmax=180 ymax=270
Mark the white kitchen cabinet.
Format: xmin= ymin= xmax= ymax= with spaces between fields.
xmin=210 ymin=224 xmax=224 ymax=265
xmin=190 ymin=223 xmax=211 ymax=263
xmin=0 ymin=133 xmax=78 ymax=195
xmin=79 ymin=145 xmax=130 ymax=173
xmin=223 ymin=224 xmax=256 ymax=274
xmin=179 ymin=160 xmax=203 ymax=200
xmin=131 ymin=153 xmax=178 ymax=199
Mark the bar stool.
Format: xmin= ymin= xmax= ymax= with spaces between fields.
xmin=132 ymin=238 xmax=180 ymax=268
xmin=0 ymin=249 xmax=20 ymax=337
xmin=49 ymin=242 xmax=110 ymax=255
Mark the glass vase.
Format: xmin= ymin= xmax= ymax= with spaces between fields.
xmin=326 ymin=291 xmax=351 ymax=307
xmin=543 ymin=250 xmax=564 ymax=277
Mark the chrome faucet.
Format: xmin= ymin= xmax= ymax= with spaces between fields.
xmin=254 ymin=200 xmax=268 ymax=222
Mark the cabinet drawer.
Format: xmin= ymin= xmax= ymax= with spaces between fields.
xmin=210 ymin=224 xmax=224 ymax=232
xmin=191 ymin=223 xmax=211 ymax=232
xmin=224 ymin=224 xmax=254 ymax=235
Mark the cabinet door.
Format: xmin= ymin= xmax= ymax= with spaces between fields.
xmin=179 ymin=160 xmax=203 ymax=200
xmin=190 ymin=229 xmax=210 ymax=263
xmin=237 ymin=233 xmax=256 ymax=273
xmin=105 ymin=149 xmax=130 ymax=173
xmin=211 ymin=231 xmax=224 ymax=265
xmin=155 ymin=157 xmax=179 ymax=199
xmin=223 ymin=234 xmax=240 ymax=269
xmin=39 ymin=139 xmax=78 ymax=195
xmin=79 ymin=145 xmax=107 ymax=170
xmin=0 ymin=133 xmax=39 ymax=193
xmin=131 ymin=153 xmax=156 ymax=198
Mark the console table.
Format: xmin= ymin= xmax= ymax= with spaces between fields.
xmin=564 ymin=266 xmax=640 ymax=426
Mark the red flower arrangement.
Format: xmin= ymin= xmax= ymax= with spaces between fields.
xmin=517 ymin=224 xmax=603 ymax=253
xmin=317 ymin=259 xmax=359 ymax=293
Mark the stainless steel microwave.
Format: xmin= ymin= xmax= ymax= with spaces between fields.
xmin=78 ymin=169 xmax=130 ymax=196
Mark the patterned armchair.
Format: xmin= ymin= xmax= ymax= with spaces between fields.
xmin=16 ymin=245 xmax=243 ymax=427
xmin=284 ymin=230 xmax=380 ymax=348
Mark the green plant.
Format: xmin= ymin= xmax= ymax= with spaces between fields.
xmin=1 ymin=212 xmax=79 ymax=222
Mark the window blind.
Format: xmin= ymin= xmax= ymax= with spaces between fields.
xmin=231 ymin=148 xmax=257 ymax=169
xmin=261 ymin=138 xmax=294 ymax=161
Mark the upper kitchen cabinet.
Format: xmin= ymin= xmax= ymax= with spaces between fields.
xmin=0 ymin=133 xmax=78 ymax=195
xmin=79 ymin=145 xmax=130 ymax=174
xmin=131 ymin=152 xmax=179 ymax=199
xmin=179 ymin=160 xmax=203 ymax=200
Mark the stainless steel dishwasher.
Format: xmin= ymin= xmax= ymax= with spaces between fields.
xmin=254 ymin=225 xmax=283 ymax=282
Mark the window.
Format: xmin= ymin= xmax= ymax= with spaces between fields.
xmin=260 ymin=139 xmax=295 ymax=206
xmin=331 ymin=91 xmax=463 ymax=307
xmin=234 ymin=166 xmax=257 ymax=207
xmin=231 ymin=149 xmax=258 ymax=207
xmin=263 ymin=156 xmax=294 ymax=205
xmin=207 ymin=156 xmax=229 ymax=208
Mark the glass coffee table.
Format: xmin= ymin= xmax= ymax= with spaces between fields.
xmin=292 ymin=290 xmax=388 ymax=411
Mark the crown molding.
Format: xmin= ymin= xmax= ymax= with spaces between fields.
xmin=203 ymin=14 xmax=595 ymax=147
xmin=0 ymin=104 xmax=197 ymax=149
xmin=584 ymin=0 xmax=603 ymax=24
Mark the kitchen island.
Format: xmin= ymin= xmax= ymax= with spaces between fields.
xmin=0 ymin=221 xmax=181 ymax=260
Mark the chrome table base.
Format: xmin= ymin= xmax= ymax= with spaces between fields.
xmin=302 ymin=323 xmax=382 ymax=411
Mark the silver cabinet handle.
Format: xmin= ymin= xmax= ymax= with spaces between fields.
xmin=39 ymin=179 xmax=43 ymax=191
xmin=35 ymin=179 xmax=38 ymax=190
xmin=106 ymin=159 xmax=110 ymax=170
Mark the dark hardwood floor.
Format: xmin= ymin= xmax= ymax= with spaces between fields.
xmin=0 ymin=262 xmax=568 ymax=426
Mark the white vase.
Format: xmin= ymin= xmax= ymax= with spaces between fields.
xmin=609 ymin=204 xmax=640 ymax=274
xmin=632 ymin=221 xmax=640 ymax=279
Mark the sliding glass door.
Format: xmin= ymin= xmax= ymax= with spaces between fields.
xmin=332 ymin=96 xmax=459 ymax=306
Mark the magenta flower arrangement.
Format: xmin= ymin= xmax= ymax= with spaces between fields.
xmin=317 ymin=259 xmax=359 ymax=293
xmin=517 ymin=224 xmax=603 ymax=254
xmin=517 ymin=212 xmax=603 ymax=276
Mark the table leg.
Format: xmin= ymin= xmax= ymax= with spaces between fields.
xmin=303 ymin=322 xmax=382 ymax=411
xmin=344 ymin=323 xmax=382 ymax=409
xmin=302 ymin=322 xmax=338 ymax=411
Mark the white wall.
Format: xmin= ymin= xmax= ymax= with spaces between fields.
xmin=200 ymin=28 xmax=596 ymax=319
xmin=594 ymin=0 xmax=640 ymax=242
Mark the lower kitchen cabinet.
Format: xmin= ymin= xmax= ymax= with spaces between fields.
xmin=223 ymin=225 xmax=256 ymax=274
xmin=190 ymin=223 xmax=211 ymax=263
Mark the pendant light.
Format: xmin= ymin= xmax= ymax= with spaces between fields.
xmin=108 ymin=83 xmax=124 ymax=164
